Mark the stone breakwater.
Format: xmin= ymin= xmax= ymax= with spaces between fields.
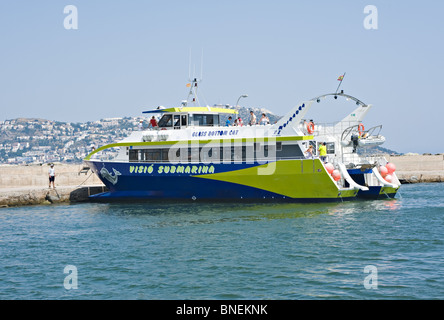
xmin=0 ymin=185 xmax=107 ymax=207
xmin=0 ymin=163 xmax=106 ymax=207
xmin=385 ymin=154 xmax=444 ymax=183
xmin=0 ymin=155 xmax=443 ymax=207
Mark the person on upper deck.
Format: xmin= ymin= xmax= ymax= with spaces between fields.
xmin=249 ymin=111 xmax=256 ymax=126
xmin=150 ymin=116 xmax=158 ymax=128
xmin=260 ymin=113 xmax=270 ymax=125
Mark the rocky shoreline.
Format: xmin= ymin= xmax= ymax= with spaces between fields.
xmin=0 ymin=154 xmax=442 ymax=207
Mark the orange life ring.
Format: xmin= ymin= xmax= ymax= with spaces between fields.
xmin=358 ymin=123 xmax=365 ymax=136
xmin=307 ymin=122 xmax=315 ymax=134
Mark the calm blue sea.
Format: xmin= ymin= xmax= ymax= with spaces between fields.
xmin=0 ymin=183 xmax=443 ymax=300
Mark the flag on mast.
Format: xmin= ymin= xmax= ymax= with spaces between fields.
xmin=335 ymin=72 xmax=346 ymax=93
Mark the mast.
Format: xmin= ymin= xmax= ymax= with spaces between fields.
xmin=185 ymin=49 xmax=203 ymax=107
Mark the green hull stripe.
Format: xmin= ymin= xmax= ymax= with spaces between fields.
xmin=194 ymin=159 xmax=357 ymax=199
xmin=379 ymin=186 xmax=399 ymax=194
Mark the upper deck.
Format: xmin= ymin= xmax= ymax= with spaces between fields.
xmin=143 ymin=106 xmax=239 ymax=130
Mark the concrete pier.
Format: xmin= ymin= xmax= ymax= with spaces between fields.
xmin=386 ymin=154 xmax=444 ymax=183
xmin=0 ymin=163 xmax=106 ymax=207
xmin=0 ymin=185 xmax=107 ymax=207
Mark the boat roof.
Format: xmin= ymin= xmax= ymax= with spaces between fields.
xmin=142 ymin=106 xmax=238 ymax=115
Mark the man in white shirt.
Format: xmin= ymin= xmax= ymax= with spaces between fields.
xmin=249 ymin=111 xmax=256 ymax=126
xmin=49 ymin=164 xmax=56 ymax=189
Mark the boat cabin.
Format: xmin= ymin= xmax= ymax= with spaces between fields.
xmin=143 ymin=107 xmax=238 ymax=130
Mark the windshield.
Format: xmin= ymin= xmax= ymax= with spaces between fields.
xmin=158 ymin=114 xmax=173 ymax=127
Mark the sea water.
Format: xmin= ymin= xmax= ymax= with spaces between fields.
xmin=0 ymin=183 xmax=443 ymax=300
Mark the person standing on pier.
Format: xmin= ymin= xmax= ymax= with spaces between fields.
xmin=48 ymin=164 xmax=56 ymax=189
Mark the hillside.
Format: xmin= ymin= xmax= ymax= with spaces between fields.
xmin=0 ymin=117 xmax=141 ymax=164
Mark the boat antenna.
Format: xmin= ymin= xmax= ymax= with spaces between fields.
xmin=188 ymin=48 xmax=192 ymax=81
xmin=185 ymin=49 xmax=204 ymax=106
xmin=200 ymin=48 xmax=204 ymax=81
xmin=335 ymin=72 xmax=346 ymax=94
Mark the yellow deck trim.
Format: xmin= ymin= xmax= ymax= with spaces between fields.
xmin=146 ymin=107 xmax=239 ymax=114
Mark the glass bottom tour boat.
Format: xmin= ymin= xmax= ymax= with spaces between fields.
xmin=84 ymin=79 xmax=400 ymax=202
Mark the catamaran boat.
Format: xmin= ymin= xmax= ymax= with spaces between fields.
xmin=83 ymin=79 xmax=400 ymax=202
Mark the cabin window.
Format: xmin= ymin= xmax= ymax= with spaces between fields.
xmin=190 ymin=147 xmax=200 ymax=162
xmin=181 ymin=115 xmax=187 ymax=127
xmin=129 ymin=150 xmax=138 ymax=161
xmin=200 ymin=147 xmax=212 ymax=163
xmin=200 ymin=146 xmax=220 ymax=163
xmin=210 ymin=114 xmax=219 ymax=126
xmin=193 ymin=114 xmax=204 ymax=126
xmin=309 ymin=141 xmax=317 ymax=155
xmin=326 ymin=142 xmax=335 ymax=154
xmin=173 ymin=115 xmax=181 ymax=129
xmin=275 ymin=143 xmax=304 ymax=159
xmin=190 ymin=114 xmax=219 ymax=126
xmin=162 ymin=149 xmax=169 ymax=162
xmin=242 ymin=145 xmax=255 ymax=162
xmin=144 ymin=150 xmax=161 ymax=161
xmin=129 ymin=143 xmax=305 ymax=163
xmin=232 ymin=146 xmax=242 ymax=163
xmin=158 ymin=114 xmax=173 ymax=127
xmin=129 ymin=148 xmax=170 ymax=162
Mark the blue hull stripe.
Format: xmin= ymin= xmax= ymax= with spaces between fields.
xmin=86 ymin=160 xmax=358 ymax=202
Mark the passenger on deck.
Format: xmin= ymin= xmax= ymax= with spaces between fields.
xmin=260 ymin=113 xmax=270 ymax=125
xmin=351 ymin=134 xmax=359 ymax=153
xmin=318 ymin=142 xmax=327 ymax=163
xmin=225 ymin=116 xmax=232 ymax=127
xmin=305 ymin=145 xmax=315 ymax=159
xmin=249 ymin=111 xmax=256 ymax=126
xmin=150 ymin=116 xmax=158 ymax=128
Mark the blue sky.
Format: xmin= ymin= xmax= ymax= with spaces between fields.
xmin=0 ymin=1 xmax=443 ymax=154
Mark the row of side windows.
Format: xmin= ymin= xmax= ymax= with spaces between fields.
xmin=128 ymin=142 xmax=306 ymax=163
